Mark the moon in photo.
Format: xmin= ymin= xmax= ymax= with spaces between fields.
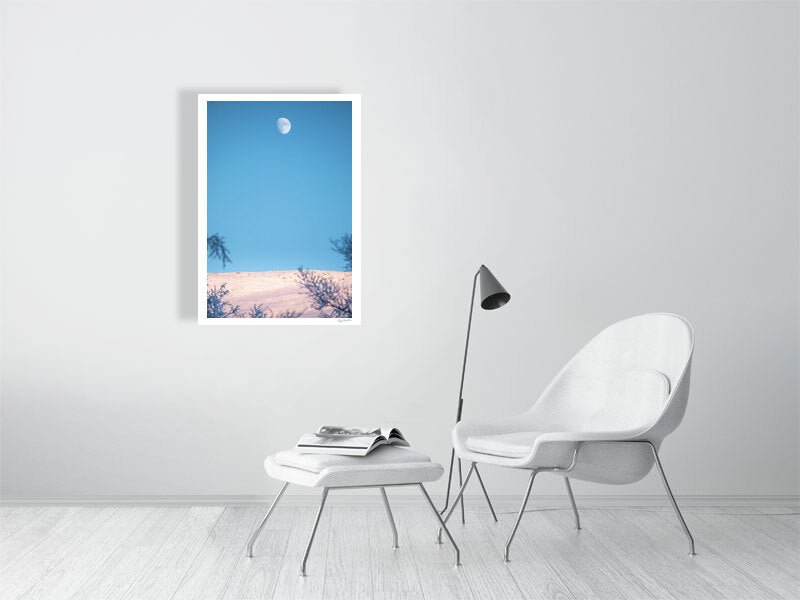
xmin=276 ymin=117 xmax=291 ymax=134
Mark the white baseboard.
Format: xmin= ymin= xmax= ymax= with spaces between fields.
xmin=1 ymin=494 xmax=797 ymax=507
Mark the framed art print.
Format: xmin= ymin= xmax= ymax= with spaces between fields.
xmin=198 ymin=94 xmax=360 ymax=325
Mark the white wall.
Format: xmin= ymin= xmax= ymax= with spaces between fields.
xmin=1 ymin=1 xmax=797 ymax=500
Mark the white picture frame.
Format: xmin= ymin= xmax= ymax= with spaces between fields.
xmin=197 ymin=94 xmax=361 ymax=325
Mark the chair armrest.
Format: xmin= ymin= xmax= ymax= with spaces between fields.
xmin=523 ymin=429 xmax=654 ymax=471
xmin=537 ymin=429 xmax=649 ymax=444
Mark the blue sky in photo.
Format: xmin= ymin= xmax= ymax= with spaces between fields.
xmin=207 ymin=100 xmax=352 ymax=272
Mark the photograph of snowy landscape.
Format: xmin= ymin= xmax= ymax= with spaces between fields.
xmin=198 ymin=95 xmax=360 ymax=324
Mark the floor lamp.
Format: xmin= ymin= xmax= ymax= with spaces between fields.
xmin=440 ymin=264 xmax=510 ymax=524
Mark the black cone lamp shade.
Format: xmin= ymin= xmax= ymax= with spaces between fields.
xmin=479 ymin=265 xmax=511 ymax=310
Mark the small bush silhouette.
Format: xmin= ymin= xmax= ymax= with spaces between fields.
xmin=247 ymin=304 xmax=304 ymax=319
xmin=330 ymin=233 xmax=352 ymax=271
xmin=248 ymin=304 xmax=269 ymax=318
xmin=207 ymin=233 xmax=232 ymax=269
xmin=207 ymin=284 xmax=240 ymax=318
xmin=297 ymin=266 xmax=352 ymax=318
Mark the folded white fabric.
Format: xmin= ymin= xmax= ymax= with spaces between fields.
xmin=273 ymin=446 xmax=434 ymax=473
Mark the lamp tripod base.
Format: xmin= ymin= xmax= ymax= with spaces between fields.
xmin=439 ymin=448 xmax=498 ymax=524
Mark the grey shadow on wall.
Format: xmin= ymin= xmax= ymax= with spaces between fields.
xmin=176 ymin=86 xmax=340 ymax=320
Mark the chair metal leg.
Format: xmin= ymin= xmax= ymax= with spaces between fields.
xmin=419 ymin=484 xmax=461 ymax=566
xmin=457 ymin=458 xmax=465 ymax=524
xmin=300 ymin=488 xmax=329 ymax=576
xmin=437 ymin=462 xmax=476 ymax=543
xmin=564 ymin=477 xmax=581 ymax=530
xmin=439 ymin=447 xmax=457 ymax=514
xmin=504 ymin=470 xmax=538 ymax=562
xmin=474 ymin=465 xmax=498 ymax=522
xmin=380 ymin=487 xmax=399 ymax=549
xmin=245 ymin=481 xmax=289 ymax=557
xmin=648 ymin=442 xmax=697 ymax=556
xmin=442 ymin=454 xmax=497 ymax=525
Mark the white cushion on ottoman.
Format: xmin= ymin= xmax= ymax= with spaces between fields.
xmin=265 ymin=446 xmax=444 ymax=488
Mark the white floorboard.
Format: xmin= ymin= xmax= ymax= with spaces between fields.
xmin=0 ymin=503 xmax=797 ymax=600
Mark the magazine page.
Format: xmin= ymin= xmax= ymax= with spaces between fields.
xmin=316 ymin=425 xmax=381 ymax=437
xmin=312 ymin=426 xmax=409 ymax=446
xmin=381 ymin=428 xmax=409 ymax=446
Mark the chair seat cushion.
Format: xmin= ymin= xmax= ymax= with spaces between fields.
xmin=465 ymin=431 xmax=542 ymax=458
xmin=265 ymin=445 xmax=444 ymax=488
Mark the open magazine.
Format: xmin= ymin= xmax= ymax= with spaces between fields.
xmin=294 ymin=426 xmax=410 ymax=456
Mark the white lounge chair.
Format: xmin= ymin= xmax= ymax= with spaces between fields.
xmin=439 ymin=313 xmax=697 ymax=561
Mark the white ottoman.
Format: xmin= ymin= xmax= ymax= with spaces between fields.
xmin=245 ymin=446 xmax=460 ymax=575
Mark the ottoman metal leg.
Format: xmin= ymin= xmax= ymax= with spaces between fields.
xmin=380 ymin=487 xmax=399 ymax=549
xmin=418 ymin=483 xmax=461 ymax=566
xmin=246 ymin=481 xmax=289 ymax=557
xmin=301 ymin=488 xmax=329 ymax=577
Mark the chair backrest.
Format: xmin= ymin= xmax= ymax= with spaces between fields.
xmin=528 ymin=313 xmax=694 ymax=443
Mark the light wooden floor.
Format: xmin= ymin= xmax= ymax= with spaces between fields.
xmin=0 ymin=502 xmax=797 ymax=600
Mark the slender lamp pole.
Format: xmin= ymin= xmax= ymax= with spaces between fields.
xmin=440 ymin=265 xmax=510 ymax=524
